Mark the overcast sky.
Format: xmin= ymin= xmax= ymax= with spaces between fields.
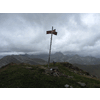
xmin=0 ymin=13 xmax=100 ymax=57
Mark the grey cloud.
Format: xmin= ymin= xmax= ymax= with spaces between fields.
xmin=0 ymin=13 xmax=100 ymax=57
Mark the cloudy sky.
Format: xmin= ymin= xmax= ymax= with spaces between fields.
xmin=0 ymin=13 xmax=100 ymax=57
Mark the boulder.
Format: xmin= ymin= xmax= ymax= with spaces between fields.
xmin=77 ymin=82 xmax=86 ymax=87
xmin=53 ymin=72 xmax=59 ymax=77
xmin=65 ymin=84 xmax=69 ymax=88
xmin=45 ymin=67 xmax=60 ymax=76
xmin=50 ymin=68 xmax=52 ymax=71
xmin=45 ymin=67 xmax=74 ymax=78
xmin=64 ymin=84 xmax=73 ymax=88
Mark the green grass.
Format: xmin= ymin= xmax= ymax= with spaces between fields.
xmin=0 ymin=62 xmax=100 ymax=88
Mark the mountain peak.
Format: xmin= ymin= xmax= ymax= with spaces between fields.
xmin=54 ymin=52 xmax=64 ymax=55
xmin=74 ymin=54 xmax=80 ymax=57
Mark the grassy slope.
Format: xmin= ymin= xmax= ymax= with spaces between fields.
xmin=0 ymin=62 xmax=100 ymax=88
xmin=73 ymin=64 xmax=100 ymax=78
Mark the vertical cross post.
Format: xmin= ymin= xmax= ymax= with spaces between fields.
xmin=48 ymin=26 xmax=53 ymax=68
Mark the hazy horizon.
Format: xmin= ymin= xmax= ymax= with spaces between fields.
xmin=0 ymin=51 xmax=100 ymax=59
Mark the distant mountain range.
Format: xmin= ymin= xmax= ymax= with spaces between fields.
xmin=0 ymin=55 xmax=4 ymax=59
xmin=0 ymin=55 xmax=47 ymax=68
xmin=24 ymin=52 xmax=100 ymax=65
xmin=1 ymin=52 xmax=100 ymax=78
xmin=0 ymin=51 xmax=100 ymax=68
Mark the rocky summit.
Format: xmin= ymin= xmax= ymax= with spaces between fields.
xmin=0 ymin=62 xmax=100 ymax=88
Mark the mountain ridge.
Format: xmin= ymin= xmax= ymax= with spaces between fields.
xmin=23 ymin=52 xmax=100 ymax=65
xmin=0 ymin=55 xmax=47 ymax=68
xmin=0 ymin=52 xmax=100 ymax=68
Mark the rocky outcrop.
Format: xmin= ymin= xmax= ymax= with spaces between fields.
xmin=60 ymin=62 xmax=91 ymax=77
xmin=45 ymin=67 xmax=60 ymax=76
xmin=65 ymin=82 xmax=86 ymax=88
xmin=64 ymin=84 xmax=73 ymax=88
xmin=60 ymin=62 xmax=100 ymax=81
xmin=44 ymin=66 xmax=75 ymax=79
xmin=77 ymin=82 xmax=86 ymax=87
